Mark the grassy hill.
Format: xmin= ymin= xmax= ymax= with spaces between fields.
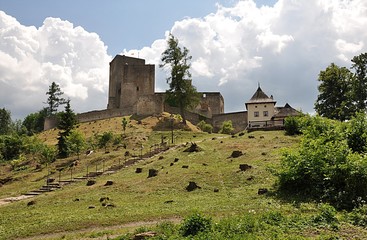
xmin=1 ymin=115 xmax=367 ymax=239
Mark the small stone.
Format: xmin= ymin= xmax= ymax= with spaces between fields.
xmin=148 ymin=169 xmax=158 ymax=178
xmin=258 ymin=188 xmax=268 ymax=195
xmin=86 ymin=180 xmax=96 ymax=186
xmin=27 ymin=200 xmax=35 ymax=206
xmin=186 ymin=181 xmax=201 ymax=192
xmin=182 ymin=165 xmax=189 ymax=169
xmin=174 ymin=158 xmax=179 ymax=162
xmin=214 ymin=188 xmax=219 ymax=192
xmin=104 ymin=180 xmax=114 ymax=186
xmin=88 ymin=205 xmax=95 ymax=209
xmin=239 ymin=164 xmax=252 ymax=171
xmin=135 ymin=168 xmax=143 ymax=173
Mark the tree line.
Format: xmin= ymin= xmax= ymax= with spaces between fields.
xmin=315 ymin=52 xmax=367 ymax=121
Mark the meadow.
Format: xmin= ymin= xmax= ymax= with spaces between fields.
xmin=0 ymin=115 xmax=366 ymax=239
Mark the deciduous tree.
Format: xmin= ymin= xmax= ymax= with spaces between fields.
xmin=315 ymin=63 xmax=355 ymax=121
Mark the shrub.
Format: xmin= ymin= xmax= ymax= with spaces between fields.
xmin=284 ymin=116 xmax=301 ymax=135
xmin=180 ymin=213 xmax=212 ymax=237
xmin=348 ymin=205 xmax=367 ymax=227
xmin=220 ymin=120 xmax=234 ymax=134
xmin=197 ymin=120 xmax=213 ymax=133
xmin=313 ymin=204 xmax=339 ymax=229
xmin=277 ymin=115 xmax=367 ymax=210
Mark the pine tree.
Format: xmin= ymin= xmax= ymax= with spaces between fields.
xmin=160 ymin=34 xmax=200 ymax=124
xmin=57 ymin=100 xmax=77 ymax=158
xmin=46 ymin=82 xmax=66 ymax=116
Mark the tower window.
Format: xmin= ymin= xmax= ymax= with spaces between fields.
xmin=254 ymin=111 xmax=259 ymax=117
xmin=263 ymin=111 xmax=268 ymax=117
xmin=137 ymin=86 xmax=139 ymax=91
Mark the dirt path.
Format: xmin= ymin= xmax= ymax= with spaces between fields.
xmin=17 ymin=217 xmax=182 ymax=240
xmin=0 ymin=195 xmax=34 ymax=206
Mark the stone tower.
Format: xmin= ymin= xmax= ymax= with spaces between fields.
xmin=107 ymin=55 xmax=155 ymax=114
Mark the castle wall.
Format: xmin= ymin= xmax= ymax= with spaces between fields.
xmin=137 ymin=94 xmax=164 ymax=116
xmin=77 ymin=108 xmax=130 ymax=123
xmin=199 ymin=92 xmax=224 ymax=115
xmin=212 ymin=111 xmax=248 ymax=133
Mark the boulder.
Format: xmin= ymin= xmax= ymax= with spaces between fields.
xmin=186 ymin=181 xmax=201 ymax=192
xmin=135 ymin=168 xmax=143 ymax=173
xmin=239 ymin=164 xmax=252 ymax=171
xmin=104 ymin=180 xmax=114 ymax=186
xmin=148 ymin=169 xmax=158 ymax=178
xmin=86 ymin=180 xmax=96 ymax=186
xmin=230 ymin=150 xmax=243 ymax=158
xmin=183 ymin=143 xmax=203 ymax=152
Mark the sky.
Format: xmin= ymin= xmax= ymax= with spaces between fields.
xmin=1 ymin=0 xmax=367 ymax=120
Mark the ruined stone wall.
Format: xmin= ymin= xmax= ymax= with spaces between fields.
xmin=199 ymin=92 xmax=224 ymax=115
xmin=212 ymin=111 xmax=248 ymax=133
xmin=136 ymin=94 xmax=164 ymax=116
xmin=77 ymin=108 xmax=130 ymax=123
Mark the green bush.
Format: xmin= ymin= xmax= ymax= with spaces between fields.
xmin=180 ymin=213 xmax=212 ymax=237
xmin=197 ymin=120 xmax=213 ymax=133
xmin=277 ymin=115 xmax=367 ymax=210
xmin=313 ymin=204 xmax=339 ymax=228
xmin=284 ymin=116 xmax=301 ymax=135
xmin=219 ymin=120 xmax=234 ymax=134
xmin=348 ymin=205 xmax=367 ymax=227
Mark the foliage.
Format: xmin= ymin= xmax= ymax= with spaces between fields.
xmin=197 ymin=120 xmax=213 ymax=133
xmin=66 ymin=130 xmax=86 ymax=159
xmin=219 ymin=120 xmax=234 ymax=134
xmin=39 ymin=144 xmax=57 ymax=164
xmin=315 ymin=53 xmax=367 ymax=120
xmin=313 ymin=204 xmax=339 ymax=229
xmin=180 ymin=212 xmax=212 ymax=237
xmin=45 ymin=82 xmax=67 ymax=116
xmin=57 ymin=100 xmax=77 ymax=158
xmin=346 ymin=111 xmax=367 ymax=153
xmin=351 ymin=53 xmax=367 ymax=111
xmin=348 ymin=205 xmax=367 ymax=227
xmin=22 ymin=108 xmax=48 ymax=135
xmin=98 ymin=131 xmax=114 ymax=152
xmin=284 ymin=116 xmax=301 ymax=135
xmin=121 ymin=117 xmax=129 ymax=135
xmin=315 ymin=63 xmax=355 ymax=121
xmin=0 ymin=134 xmax=23 ymax=161
xmin=277 ymin=115 xmax=367 ymax=209
xmin=160 ymin=34 xmax=200 ymax=123
xmin=0 ymin=107 xmax=12 ymax=135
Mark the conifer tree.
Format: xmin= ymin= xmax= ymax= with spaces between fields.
xmin=160 ymin=34 xmax=200 ymax=124
xmin=57 ymin=99 xmax=77 ymax=158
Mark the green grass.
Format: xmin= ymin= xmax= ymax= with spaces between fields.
xmin=1 ymin=118 xmax=367 ymax=239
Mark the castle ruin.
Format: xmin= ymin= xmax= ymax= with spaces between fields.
xmin=44 ymin=55 xmax=299 ymax=132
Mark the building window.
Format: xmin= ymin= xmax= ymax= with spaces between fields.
xmin=263 ymin=111 xmax=268 ymax=117
xmin=254 ymin=111 xmax=259 ymax=117
xmin=137 ymin=86 xmax=139 ymax=91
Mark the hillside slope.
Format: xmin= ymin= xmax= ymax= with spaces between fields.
xmin=0 ymin=116 xmax=366 ymax=239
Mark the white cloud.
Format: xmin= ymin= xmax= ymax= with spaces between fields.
xmin=0 ymin=11 xmax=110 ymax=119
xmin=137 ymin=0 xmax=367 ymax=113
xmin=2 ymin=0 xmax=367 ymax=119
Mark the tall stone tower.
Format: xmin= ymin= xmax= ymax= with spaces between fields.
xmin=107 ymin=55 xmax=155 ymax=114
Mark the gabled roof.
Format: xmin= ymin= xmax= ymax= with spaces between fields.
xmin=245 ymin=86 xmax=276 ymax=109
xmin=273 ymin=103 xmax=301 ymax=118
